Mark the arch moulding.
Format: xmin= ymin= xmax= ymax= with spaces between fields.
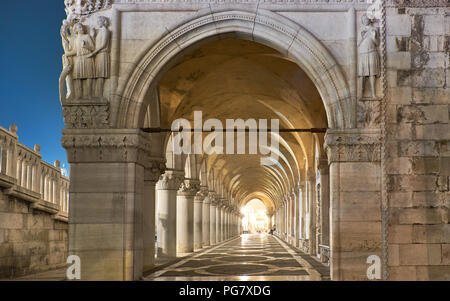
xmin=115 ymin=9 xmax=354 ymax=130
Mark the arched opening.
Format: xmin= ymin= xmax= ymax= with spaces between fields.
xmin=241 ymin=199 xmax=270 ymax=234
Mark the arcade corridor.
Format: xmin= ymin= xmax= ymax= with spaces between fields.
xmin=145 ymin=234 xmax=330 ymax=281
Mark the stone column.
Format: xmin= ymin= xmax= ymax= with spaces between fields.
xmin=202 ymin=189 xmax=211 ymax=247
xmin=219 ymin=201 xmax=225 ymax=242
xmin=176 ymin=179 xmax=199 ymax=253
xmin=215 ymin=200 xmax=221 ymax=243
xmin=307 ymin=169 xmax=317 ymax=256
xmin=156 ymin=170 xmax=184 ymax=258
xmin=209 ymin=192 xmax=217 ymax=245
xmin=318 ymin=159 xmax=330 ymax=256
xmin=299 ymin=181 xmax=306 ymax=249
xmin=194 ymin=187 xmax=207 ymax=249
xmin=293 ymin=188 xmax=300 ymax=248
xmin=62 ymin=129 xmax=157 ymax=280
xmin=325 ymin=129 xmax=382 ymax=281
xmin=143 ymin=161 xmax=165 ymax=272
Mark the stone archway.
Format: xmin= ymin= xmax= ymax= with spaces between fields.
xmin=62 ymin=8 xmax=383 ymax=281
xmin=115 ymin=9 xmax=354 ymax=130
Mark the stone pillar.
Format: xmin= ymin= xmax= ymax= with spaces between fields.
xmin=156 ymin=170 xmax=184 ymax=258
xmin=215 ymin=201 xmax=221 ymax=243
xmin=202 ymin=190 xmax=211 ymax=247
xmin=194 ymin=187 xmax=207 ymax=249
xmin=290 ymin=189 xmax=298 ymax=247
xmin=176 ymin=179 xmax=199 ymax=253
xmin=219 ymin=202 xmax=225 ymax=242
xmin=62 ymin=129 xmax=158 ymax=280
xmin=318 ymin=159 xmax=330 ymax=255
xmin=209 ymin=192 xmax=217 ymax=245
xmin=325 ymin=129 xmax=382 ymax=281
xmin=307 ymin=169 xmax=317 ymax=256
xmin=143 ymin=161 xmax=165 ymax=272
xmin=299 ymin=181 xmax=306 ymax=247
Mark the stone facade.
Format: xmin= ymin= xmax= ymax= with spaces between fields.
xmin=0 ymin=125 xmax=69 ymax=278
xmin=385 ymin=5 xmax=450 ymax=281
xmin=52 ymin=0 xmax=450 ymax=281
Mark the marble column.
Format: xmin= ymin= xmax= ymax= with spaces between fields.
xmin=209 ymin=192 xmax=217 ymax=245
xmin=156 ymin=170 xmax=184 ymax=258
xmin=215 ymin=201 xmax=221 ymax=243
xmin=293 ymin=187 xmax=300 ymax=248
xmin=299 ymin=181 xmax=307 ymax=247
xmin=143 ymin=162 xmax=165 ymax=272
xmin=194 ymin=187 xmax=207 ymax=249
xmin=219 ymin=202 xmax=225 ymax=242
xmin=307 ymin=169 xmax=317 ymax=256
xmin=176 ymin=179 xmax=199 ymax=253
xmin=202 ymin=190 xmax=211 ymax=247
xmin=318 ymin=159 xmax=330 ymax=256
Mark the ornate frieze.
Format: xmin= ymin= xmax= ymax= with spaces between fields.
xmin=61 ymin=129 xmax=159 ymax=166
xmin=391 ymin=0 xmax=449 ymax=7
xmin=324 ymin=129 xmax=382 ymax=163
xmin=63 ymin=104 xmax=109 ymax=129
xmin=65 ymin=0 xmax=112 ymax=21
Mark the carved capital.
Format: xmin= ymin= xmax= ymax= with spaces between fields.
xmin=156 ymin=170 xmax=184 ymax=191
xmin=324 ymin=129 xmax=382 ymax=164
xmin=62 ymin=129 xmax=159 ymax=166
xmin=144 ymin=158 xmax=166 ymax=182
xmin=178 ymin=179 xmax=200 ymax=196
xmin=63 ymin=104 xmax=109 ymax=129
xmin=195 ymin=186 xmax=209 ymax=203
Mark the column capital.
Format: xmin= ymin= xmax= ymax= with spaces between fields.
xmin=62 ymin=129 xmax=162 ymax=167
xmin=324 ymin=129 xmax=381 ymax=164
xmin=178 ymin=179 xmax=201 ymax=196
xmin=194 ymin=186 xmax=209 ymax=202
xmin=156 ymin=170 xmax=184 ymax=191
xmin=144 ymin=158 xmax=166 ymax=182
xmin=306 ymin=169 xmax=316 ymax=182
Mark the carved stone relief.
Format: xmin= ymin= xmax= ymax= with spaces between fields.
xmin=60 ymin=16 xmax=111 ymax=103
xmin=358 ymin=14 xmax=381 ymax=101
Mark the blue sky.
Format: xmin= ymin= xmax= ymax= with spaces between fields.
xmin=0 ymin=1 xmax=68 ymax=171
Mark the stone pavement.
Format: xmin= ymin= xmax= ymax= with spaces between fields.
xmin=145 ymin=234 xmax=330 ymax=281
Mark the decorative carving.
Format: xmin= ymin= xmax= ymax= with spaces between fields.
xmin=392 ymin=0 xmax=449 ymax=7
xmin=324 ymin=130 xmax=382 ymax=163
xmin=63 ymin=104 xmax=109 ymax=129
xmin=90 ymin=16 xmax=111 ymax=99
xmin=178 ymin=179 xmax=201 ymax=196
xmin=144 ymin=159 xmax=166 ymax=182
xmin=60 ymin=16 xmax=111 ymax=103
xmin=357 ymin=100 xmax=381 ymax=128
xmin=195 ymin=186 xmax=209 ymax=202
xmin=65 ymin=0 xmax=112 ymax=22
xmin=358 ymin=14 xmax=380 ymax=101
xmin=156 ymin=171 xmax=184 ymax=191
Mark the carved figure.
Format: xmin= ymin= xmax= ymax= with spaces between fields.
xmin=60 ymin=20 xmax=75 ymax=102
xmin=358 ymin=14 xmax=380 ymax=100
xmin=65 ymin=23 xmax=95 ymax=100
xmin=88 ymin=16 xmax=111 ymax=98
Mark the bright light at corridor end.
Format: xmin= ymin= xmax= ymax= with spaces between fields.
xmin=241 ymin=199 xmax=269 ymax=234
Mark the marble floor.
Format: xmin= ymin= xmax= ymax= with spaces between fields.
xmin=145 ymin=234 xmax=330 ymax=281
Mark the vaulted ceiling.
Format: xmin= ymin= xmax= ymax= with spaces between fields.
xmin=158 ymin=38 xmax=327 ymax=212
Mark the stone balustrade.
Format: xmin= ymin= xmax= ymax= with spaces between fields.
xmin=0 ymin=125 xmax=69 ymax=221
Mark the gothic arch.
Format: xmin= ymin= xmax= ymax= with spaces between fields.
xmin=116 ymin=9 xmax=353 ymax=130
